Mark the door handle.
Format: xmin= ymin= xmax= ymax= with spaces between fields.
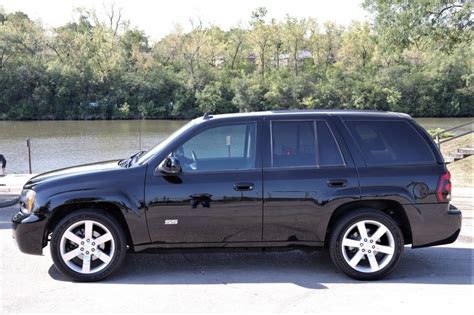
xmin=233 ymin=182 xmax=254 ymax=191
xmin=327 ymin=179 xmax=347 ymax=188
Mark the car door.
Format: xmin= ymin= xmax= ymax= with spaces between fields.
xmin=262 ymin=116 xmax=360 ymax=243
xmin=145 ymin=119 xmax=263 ymax=244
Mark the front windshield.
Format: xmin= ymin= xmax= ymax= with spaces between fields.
xmin=136 ymin=120 xmax=197 ymax=165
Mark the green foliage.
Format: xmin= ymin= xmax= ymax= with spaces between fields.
xmin=0 ymin=2 xmax=472 ymax=121
xmin=363 ymin=0 xmax=472 ymax=53
xmin=427 ymin=128 xmax=454 ymax=139
xmin=197 ymin=81 xmax=236 ymax=114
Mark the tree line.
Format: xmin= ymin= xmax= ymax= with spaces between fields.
xmin=0 ymin=0 xmax=472 ymax=120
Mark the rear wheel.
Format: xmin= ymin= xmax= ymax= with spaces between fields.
xmin=50 ymin=209 xmax=127 ymax=282
xmin=329 ymin=209 xmax=404 ymax=280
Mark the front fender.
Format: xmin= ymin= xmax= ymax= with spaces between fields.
xmin=37 ymin=188 xmax=151 ymax=245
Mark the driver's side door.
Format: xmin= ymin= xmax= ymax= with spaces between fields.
xmin=145 ymin=120 xmax=263 ymax=244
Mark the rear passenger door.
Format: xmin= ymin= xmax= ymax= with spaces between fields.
xmin=262 ymin=116 xmax=360 ymax=243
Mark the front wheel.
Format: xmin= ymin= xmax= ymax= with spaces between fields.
xmin=50 ymin=209 xmax=127 ymax=282
xmin=329 ymin=209 xmax=404 ymax=280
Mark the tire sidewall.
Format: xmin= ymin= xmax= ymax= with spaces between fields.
xmin=50 ymin=209 xmax=126 ymax=282
xmin=329 ymin=209 xmax=404 ymax=281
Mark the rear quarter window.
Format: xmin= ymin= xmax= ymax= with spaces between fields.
xmin=345 ymin=120 xmax=435 ymax=165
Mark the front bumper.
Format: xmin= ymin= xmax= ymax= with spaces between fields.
xmin=11 ymin=210 xmax=48 ymax=255
xmin=410 ymin=203 xmax=462 ymax=248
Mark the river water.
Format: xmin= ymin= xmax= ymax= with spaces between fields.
xmin=0 ymin=117 xmax=472 ymax=174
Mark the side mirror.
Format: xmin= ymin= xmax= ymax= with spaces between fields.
xmin=158 ymin=156 xmax=181 ymax=175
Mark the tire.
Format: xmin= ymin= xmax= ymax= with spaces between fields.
xmin=50 ymin=209 xmax=127 ymax=282
xmin=329 ymin=209 xmax=404 ymax=280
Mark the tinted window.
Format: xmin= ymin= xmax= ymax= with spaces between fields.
xmin=271 ymin=120 xmax=345 ymax=168
xmin=272 ymin=121 xmax=316 ymax=167
xmin=173 ymin=123 xmax=256 ymax=172
xmin=317 ymin=121 xmax=345 ymax=166
xmin=345 ymin=120 xmax=435 ymax=165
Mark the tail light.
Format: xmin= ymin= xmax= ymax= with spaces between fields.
xmin=436 ymin=171 xmax=451 ymax=202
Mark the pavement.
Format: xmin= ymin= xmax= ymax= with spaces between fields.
xmin=1 ymin=193 xmax=473 ymax=313
xmin=452 ymin=187 xmax=473 ymax=243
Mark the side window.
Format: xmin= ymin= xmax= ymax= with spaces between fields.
xmin=345 ymin=120 xmax=435 ymax=165
xmin=272 ymin=121 xmax=316 ymax=167
xmin=316 ymin=121 xmax=345 ymax=166
xmin=173 ymin=123 xmax=256 ymax=172
xmin=271 ymin=120 xmax=345 ymax=168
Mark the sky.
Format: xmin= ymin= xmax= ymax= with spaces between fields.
xmin=1 ymin=0 xmax=368 ymax=41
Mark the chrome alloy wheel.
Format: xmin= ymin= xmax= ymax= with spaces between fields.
xmin=341 ymin=220 xmax=395 ymax=273
xmin=59 ymin=220 xmax=115 ymax=274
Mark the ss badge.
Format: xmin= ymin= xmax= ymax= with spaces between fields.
xmin=164 ymin=219 xmax=178 ymax=225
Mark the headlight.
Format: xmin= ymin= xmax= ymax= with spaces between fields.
xmin=20 ymin=189 xmax=36 ymax=214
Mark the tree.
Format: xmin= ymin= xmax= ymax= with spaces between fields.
xmin=249 ymin=7 xmax=273 ymax=79
xmin=283 ymin=16 xmax=307 ymax=76
xmin=0 ymin=3 xmax=472 ymax=120
xmin=0 ymin=11 xmax=45 ymax=69
xmin=339 ymin=22 xmax=374 ymax=69
xmin=226 ymin=27 xmax=247 ymax=70
xmin=363 ymin=0 xmax=473 ymax=52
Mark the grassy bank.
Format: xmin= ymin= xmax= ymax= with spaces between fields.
xmin=441 ymin=134 xmax=473 ymax=188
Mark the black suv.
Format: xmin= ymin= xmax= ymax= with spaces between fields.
xmin=12 ymin=110 xmax=461 ymax=281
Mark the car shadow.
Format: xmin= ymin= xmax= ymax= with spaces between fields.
xmin=48 ymin=245 xmax=473 ymax=288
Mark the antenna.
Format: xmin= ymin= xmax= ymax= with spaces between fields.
xmin=203 ymin=111 xmax=213 ymax=119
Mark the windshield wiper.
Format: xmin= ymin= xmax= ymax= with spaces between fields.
xmin=132 ymin=150 xmax=147 ymax=163
xmin=119 ymin=150 xmax=146 ymax=168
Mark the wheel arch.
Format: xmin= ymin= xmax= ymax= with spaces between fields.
xmin=324 ymin=200 xmax=412 ymax=247
xmin=45 ymin=202 xmax=134 ymax=251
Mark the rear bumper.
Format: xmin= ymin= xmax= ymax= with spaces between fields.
xmin=11 ymin=210 xmax=48 ymax=255
xmin=410 ymin=203 xmax=462 ymax=248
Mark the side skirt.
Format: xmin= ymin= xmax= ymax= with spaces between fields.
xmin=132 ymin=240 xmax=324 ymax=254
